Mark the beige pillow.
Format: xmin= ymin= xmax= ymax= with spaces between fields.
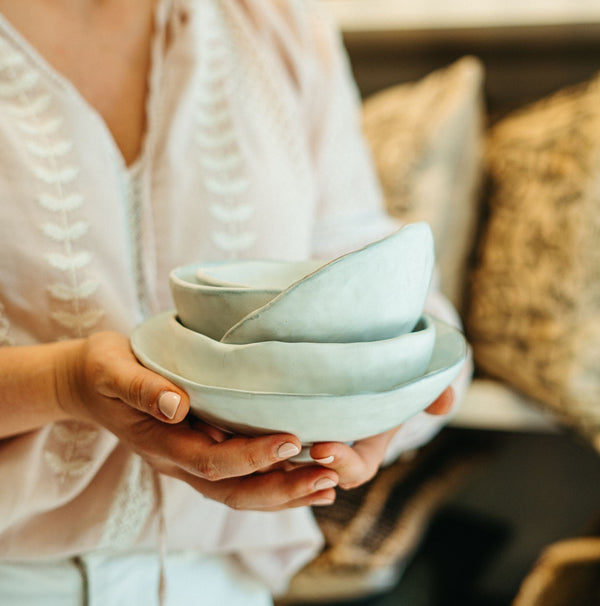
xmin=467 ymin=75 xmax=600 ymax=451
xmin=512 ymin=537 xmax=600 ymax=606
xmin=362 ymin=56 xmax=485 ymax=313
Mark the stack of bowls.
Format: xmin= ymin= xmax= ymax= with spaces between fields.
xmin=131 ymin=223 xmax=467 ymax=461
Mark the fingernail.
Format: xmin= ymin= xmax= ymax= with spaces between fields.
xmin=313 ymin=455 xmax=334 ymax=465
xmin=158 ymin=391 xmax=181 ymax=419
xmin=314 ymin=477 xmax=337 ymax=491
xmin=277 ymin=442 xmax=301 ymax=459
xmin=312 ymin=498 xmax=334 ymax=506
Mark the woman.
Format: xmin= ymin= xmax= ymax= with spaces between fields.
xmin=0 ymin=0 xmax=468 ymax=604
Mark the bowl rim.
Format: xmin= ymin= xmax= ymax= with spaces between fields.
xmin=194 ymin=259 xmax=323 ymax=290
xmin=169 ymin=311 xmax=435 ymax=349
xmin=170 ymin=259 xmax=323 ymax=296
xmin=170 ymin=263 xmax=280 ymax=295
xmin=131 ymin=310 xmax=466 ymax=399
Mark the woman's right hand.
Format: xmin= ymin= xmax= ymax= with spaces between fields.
xmin=53 ymin=330 xmax=338 ymax=511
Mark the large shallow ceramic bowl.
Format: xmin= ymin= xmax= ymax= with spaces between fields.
xmin=131 ymin=311 xmax=466 ymax=461
xmin=168 ymin=312 xmax=436 ymax=395
xmin=170 ymin=260 xmax=320 ymax=340
xmin=222 ymin=222 xmax=435 ymax=344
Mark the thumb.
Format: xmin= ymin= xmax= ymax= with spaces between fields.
xmin=93 ymin=333 xmax=190 ymax=423
xmin=425 ymin=386 xmax=454 ymax=416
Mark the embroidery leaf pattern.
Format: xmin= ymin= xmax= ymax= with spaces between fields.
xmin=0 ymin=41 xmax=103 ymax=338
xmin=0 ymin=39 xmax=104 ymax=479
xmin=196 ymin=4 xmax=256 ymax=258
xmin=42 ymin=421 xmax=99 ymax=481
xmin=99 ymin=455 xmax=156 ymax=550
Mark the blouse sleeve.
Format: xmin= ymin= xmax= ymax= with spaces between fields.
xmin=300 ymin=3 xmax=393 ymax=258
xmin=300 ymin=2 xmax=473 ymax=459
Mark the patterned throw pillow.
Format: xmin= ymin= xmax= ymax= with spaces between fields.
xmin=467 ymin=75 xmax=600 ymax=452
xmin=512 ymin=536 xmax=600 ymax=606
xmin=362 ymin=56 xmax=485 ymax=313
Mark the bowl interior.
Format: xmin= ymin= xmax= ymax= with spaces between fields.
xmin=195 ymin=259 xmax=322 ymax=290
xmin=169 ymin=263 xmax=282 ymax=339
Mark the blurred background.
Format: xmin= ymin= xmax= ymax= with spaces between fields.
xmin=323 ymin=0 xmax=600 ymax=119
xmin=279 ymin=2 xmax=600 ymax=605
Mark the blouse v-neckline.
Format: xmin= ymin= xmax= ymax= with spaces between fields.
xmin=0 ymin=0 xmax=175 ymax=176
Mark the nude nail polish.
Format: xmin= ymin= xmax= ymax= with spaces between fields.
xmin=158 ymin=391 xmax=181 ymax=419
xmin=312 ymin=498 xmax=334 ymax=506
xmin=313 ymin=455 xmax=335 ymax=465
xmin=277 ymin=442 xmax=301 ymax=459
xmin=314 ymin=477 xmax=337 ymax=491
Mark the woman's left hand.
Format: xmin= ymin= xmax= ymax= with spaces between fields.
xmin=307 ymin=387 xmax=454 ymax=489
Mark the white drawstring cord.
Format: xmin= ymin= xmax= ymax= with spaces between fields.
xmin=154 ymin=469 xmax=168 ymax=606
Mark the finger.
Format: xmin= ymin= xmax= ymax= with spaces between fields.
xmin=308 ymin=442 xmax=370 ymax=490
xmin=309 ymin=429 xmax=396 ymax=490
xmin=143 ymin=421 xmax=308 ymax=480
xmin=177 ymin=464 xmax=338 ymax=511
xmin=189 ymin=418 xmax=230 ymax=443
xmin=257 ymin=488 xmax=337 ymax=512
xmin=425 ymin=386 xmax=454 ymax=415
xmin=90 ymin=332 xmax=190 ymax=423
xmin=187 ymin=433 xmax=308 ymax=479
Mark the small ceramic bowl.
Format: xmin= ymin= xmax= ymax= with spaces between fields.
xmin=169 ymin=260 xmax=320 ymax=340
xmin=171 ymin=223 xmax=435 ymax=345
xmin=167 ymin=313 xmax=436 ymax=395
xmin=194 ymin=259 xmax=322 ymax=289
xmin=222 ymin=223 xmax=435 ymax=344
xmin=131 ymin=311 xmax=466 ymax=461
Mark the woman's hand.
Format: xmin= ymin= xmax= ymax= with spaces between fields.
xmin=307 ymin=387 xmax=454 ymax=489
xmin=54 ymin=331 xmax=339 ymax=511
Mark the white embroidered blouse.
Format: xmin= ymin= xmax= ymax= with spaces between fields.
xmin=0 ymin=0 xmax=470 ymax=593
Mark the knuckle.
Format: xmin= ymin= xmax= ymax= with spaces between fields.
xmin=82 ymin=334 xmax=110 ymax=378
xmin=125 ymin=420 xmax=156 ymax=457
xmin=339 ymin=466 xmax=378 ymax=491
xmin=127 ymin=375 xmax=149 ymax=412
xmin=244 ymin=447 xmax=265 ymax=472
xmin=126 ymin=444 xmax=156 ymax=470
xmin=222 ymin=492 xmax=244 ymax=511
xmin=134 ymin=442 xmax=154 ymax=461
xmin=84 ymin=355 xmax=107 ymax=389
xmin=196 ymin=454 xmax=223 ymax=482
xmin=79 ymin=350 xmax=117 ymax=400
xmin=366 ymin=463 xmax=380 ymax=483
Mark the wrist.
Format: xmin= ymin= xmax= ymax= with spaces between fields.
xmin=0 ymin=340 xmax=83 ymax=438
xmin=52 ymin=338 xmax=88 ymax=423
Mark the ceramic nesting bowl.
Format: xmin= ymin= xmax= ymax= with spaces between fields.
xmin=131 ymin=312 xmax=467 ymax=460
xmin=170 ymin=223 xmax=435 ymax=345
xmin=194 ymin=259 xmax=322 ymax=289
xmin=168 ymin=313 xmax=436 ymax=395
xmin=222 ymin=223 xmax=435 ymax=344
xmin=169 ymin=260 xmax=320 ymax=341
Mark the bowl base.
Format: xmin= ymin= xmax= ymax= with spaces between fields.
xmin=290 ymin=442 xmax=354 ymax=464
xmin=290 ymin=446 xmax=315 ymax=463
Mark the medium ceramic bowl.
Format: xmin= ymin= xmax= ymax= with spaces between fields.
xmin=131 ymin=311 xmax=466 ymax=461
xmin=167 ymin=312 xmax=436 ymax=395
xmin=221 ymin=223 xmax=435 ymax=344
xmin=169 ymin=260 xmax=320 ymax=340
